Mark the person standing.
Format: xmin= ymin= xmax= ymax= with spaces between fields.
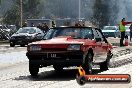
xmin=119 ymin=18 xmax=132 ymax=46
xmin=37 ymin=23 xmax=42 ymax=29
xmin=129 ymin=24 xmax=132 ymax=42
xmin=41 ymin=23 xmax=49 ymax=33
xmin=31 ymin=23 xmax=35 ymax=27
xmin=22 ymin=22 xmax=27 ymax=27
xmin=52 ymin=21 xmax=56 ymax=27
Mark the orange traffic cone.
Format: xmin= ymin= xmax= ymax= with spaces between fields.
xmin=77 ymin=66 xmax=86 ymax=76
xmin=125 ymin=35 xmax=128 ymax=46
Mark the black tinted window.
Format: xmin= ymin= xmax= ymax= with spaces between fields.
xmin=44 ymin=27 xmax=93 ymax=39
xmin=17 ymin=28 xmax=36 ymax=34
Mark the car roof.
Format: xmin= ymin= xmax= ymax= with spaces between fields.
xmin=103 ymin=26 xmax=117 ymax=28
xmin=20 ymin=27 xmax=40 ymax=30
xmin=19 ymin=27 xmax=38 ymax=31
xmin=51 ymin=26 xmax=97 ymax=29
xmin=22 ymin=27 xmax=37 ymax=28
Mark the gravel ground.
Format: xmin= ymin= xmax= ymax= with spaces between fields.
xmin=0 ymin=44 xmax=132 ymax=88
xmin=0 ymin=45 xmax=27 ymax=69
xmin=107 ymin=37 xmax=132 ymax=46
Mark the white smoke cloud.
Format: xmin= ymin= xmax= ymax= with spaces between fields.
xmin=117 ymin=0 xmax=127 ymax=22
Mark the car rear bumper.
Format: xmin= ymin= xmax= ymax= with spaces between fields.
xmin=26 ymin=51 xmax=84 ymax=66
xmin=10 ymin=39 xmax=34 ymax=45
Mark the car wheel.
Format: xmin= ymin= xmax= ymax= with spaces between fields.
xmin=29 ymin=61 xmax=39 ymax=76
xmin=20 ymin=44 xmax=25 ymax=47
xmin=100 ymin=61 xmax=108 ymax=71
xmin=53 ymin=65 xmax=63 ymax=72
xmin=100 ymin=50 xmax=113 ymax=71
xmin=76 ymin=76 xmax=86 ymax=85
xmin=10 ymin=42 xmax=15 ymax=47
xmin=82 ymin=51 xmax=93 ymax=74
xmin=118 ymin=35 xmax=120 ymax=38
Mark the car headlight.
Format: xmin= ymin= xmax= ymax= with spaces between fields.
xmin=10 ymin=36 xmax=15 ymax=40
xmin=67 ymin=44 xmax=81 ymax=50
xmin=26 ymin=36 xmax=35 ymax=39
xmin=25 ymin=36 xmax=30 ymax=39
xmin=28 ymin=45 xmax=41 ymax=51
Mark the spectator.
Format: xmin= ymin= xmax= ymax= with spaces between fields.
xmin=129 ymin=24 xmax=132 ymax=41
xmin=52 ymin=21 xmax=56 ymax=27
xmin=31 ymin=23 xmax=35 ymax=27
xmin=75 ymin=22 xmax=82 ymax=27
xmin=37 ymin=23 xmax=42 ymax=29
xmin=41 ymin=23 xmax=49 ymax=33
xmin=22 ymin=22 xmax=27 ymax=27
xmin=119 ymin=18 xmax=132 ymax=46
xmin=75 ymin=22 xmax=79 ymax=26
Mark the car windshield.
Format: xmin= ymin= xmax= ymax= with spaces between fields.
xmin=44 ymin=27 xmax=93 ymax=40
xmin=103 ymin=26 xmax=117 ymax=30
xmin=17 ymin=27 xmax=36 ymax=34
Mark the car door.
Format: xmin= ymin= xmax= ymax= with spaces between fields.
xmin=93 ymin=28 xmax=109 ymax=62
xmin=36 ymin=28 xmax=44 ymax=40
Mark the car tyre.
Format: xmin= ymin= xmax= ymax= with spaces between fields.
xmin=82 ymin=51 xmax=93 ymax=74
xmin=29 ymin=61 xmax=39 ymax=76
xmin=100 ymin=61 xmax=108 ymax=71
xmin=100 ymin=50 xmax=112 ymax=71
xmin=53 ymin=65 xmax=63 ymax=72
xmin=20 ymin=44 xmax=25 ymax=47
xmin=10 ymin=42 xmax=15 ymax=47
xmin=76 ymin=76 xmax=86 ymax=85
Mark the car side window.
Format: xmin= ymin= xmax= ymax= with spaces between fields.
xmin=44 ymin=29 xmax=55 ymax=39
xmin=37 ymin=28 xmax=43 ymax=33
xmin=81 ymin=28 xmax=94 ymax=39
xmin=93 ymin=29 xmax=103 ymax=42
xmin=29 ymin=28 xmax=36 ymax=34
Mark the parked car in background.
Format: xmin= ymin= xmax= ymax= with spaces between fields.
xmin=125 ymin=26 xmax=130 ymax=36
xmin=0 ymin=25 xmax=11 ymax=32
xmin=26 ymin=26 xmax=113 ymax=76
xmin=0 ymin=25 xmax=11 ymax=40
xmin=8 ymin=25 xmax=17 ymax=36
xmin=10 ymin=27 xmax=45 ymax=47
xmin=102 ymin=26 xmax=120 ymax=38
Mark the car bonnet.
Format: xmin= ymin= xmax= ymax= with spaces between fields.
xmin=29 ymin=36 xmax=94 ymax=45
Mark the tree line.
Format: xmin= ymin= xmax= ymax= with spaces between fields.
xmin=1 ymin=0 xmax=119 ymax=28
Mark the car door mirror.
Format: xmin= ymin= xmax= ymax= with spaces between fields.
xmin=36 ymin=33 xmax=41 ymax=35
xmin=95 ymin=38 xmax=102 ymax=42
xmin=38 ymin=32 xmax=42 ymax=34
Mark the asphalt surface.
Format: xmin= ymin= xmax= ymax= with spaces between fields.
xmin=0 ymin=39 xmax=132 ymax=88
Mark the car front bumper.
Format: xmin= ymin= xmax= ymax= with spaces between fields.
xmin=10 ymin=39 xmax=35 ymax=45
xmin=26 ymin=51 xmax=84 ymax=66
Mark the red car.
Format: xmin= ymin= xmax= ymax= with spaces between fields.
xmin=26 ymin=26 xmax=113 ymax=76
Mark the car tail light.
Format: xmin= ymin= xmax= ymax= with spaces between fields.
xmin=67 ymin=44 xmax=81 ymax=50
xmin=27 ymin=45 xmax=41 ymax=51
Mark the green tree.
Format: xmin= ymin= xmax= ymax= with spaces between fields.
xmin=23 ymin=0 xmax=40 ymax=19
xmin=3 ymin=0 xmax=40 ymax=26
xmin=3 ymin=1 xmax=20 ymax=26
xmin=39 ymin=0 xmax=80 ymax=19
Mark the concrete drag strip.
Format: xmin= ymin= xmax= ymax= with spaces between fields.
xmin=0 ymin=51 xmax=28 ymax=69
xmin=110 ymin=53 xmax=132 ymax=68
